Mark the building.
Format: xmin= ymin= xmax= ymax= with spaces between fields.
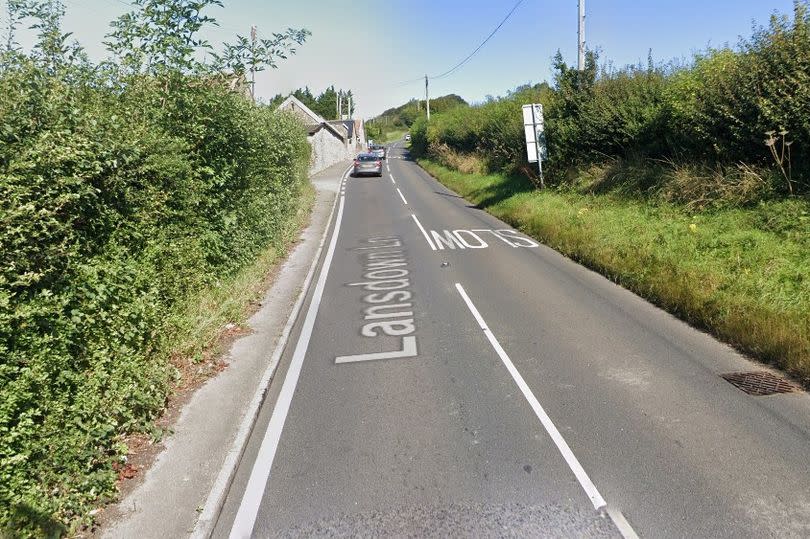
xmin=275 ymin=95 xmax=365 ymax=175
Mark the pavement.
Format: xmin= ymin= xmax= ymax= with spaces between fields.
xmin=102 ymin=161 xmax=349 ymax=539
xmin=114 ymin=146 xmax=810 ymax=538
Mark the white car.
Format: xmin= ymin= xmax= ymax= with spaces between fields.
xmin=404 ymin=134 xmax=411 ymax=141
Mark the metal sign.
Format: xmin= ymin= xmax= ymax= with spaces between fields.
xmin=522 ymin=103 xmax=547 ymax=186
xmin=522 ymin=104 xmax=546 ymax=163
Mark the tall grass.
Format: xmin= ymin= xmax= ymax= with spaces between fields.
xmin=420 ymin=160 xmax=810 ymax=382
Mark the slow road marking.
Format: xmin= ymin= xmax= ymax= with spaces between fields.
xmin=429 ymin=228 xmax=538 ymax=250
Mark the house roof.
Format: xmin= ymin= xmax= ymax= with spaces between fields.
xmin=307 ymin=121 xmax=348 ymax=142
xmin=276 ymin=94 xmax=326 ymax=125
xmin=328 ymin=120 xmax=354 ymax=139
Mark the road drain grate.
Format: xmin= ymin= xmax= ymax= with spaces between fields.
xmin=721 ymin=371 xmax=800 ymax=396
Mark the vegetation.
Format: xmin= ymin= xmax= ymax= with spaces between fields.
xmin=0 ymin=0 xmax=311 ymax=535
xmin=420 ymin=160 xmax=809 ymax=382
xmin=268 ymin=85 xmax=356 ymax=121
xmin=410 ymin=2 xmax=810 ymax=380
xmin=365 ymin=94 xmax=467 ymax=142
xmin=412 ymin=3 xmax=810 ymax=196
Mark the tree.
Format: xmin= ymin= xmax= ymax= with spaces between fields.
xmin=105 ymin=0 xmax=222 ymax=74
xmin=314 ymin=85 xmax=337 ymax=120
xmin=212 ymin=26 xmax=309 ymax=101
xmin=3 ymin=0 xmax=85 ymax=72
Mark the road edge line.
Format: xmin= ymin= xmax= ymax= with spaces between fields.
xmin=454 ymin=282 xmax=609 ymax=511
xmin=190 ymin=164 xmax=352 ymax=539
xmin=228 ymin=187 xmax=347 ymax=537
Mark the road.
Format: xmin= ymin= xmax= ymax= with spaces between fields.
xmin=209 ymin=142 xmax=810 ymax=538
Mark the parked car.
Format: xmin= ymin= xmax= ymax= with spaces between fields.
xmin=353 ymin=153 xmax=383 ymax=177
xmin=404 ymin=133 xmax=411 ymax=141
xmin=369 ymin=144 xmax=386 ymax=160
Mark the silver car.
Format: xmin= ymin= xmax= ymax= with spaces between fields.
xmin=369 ymin=144 xmax=387 ymax=160
xmin=352 ymin=153 xmax=383 ymax=177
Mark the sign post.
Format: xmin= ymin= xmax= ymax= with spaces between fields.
xmin=522 ymin=103 xmax=547 ymax=188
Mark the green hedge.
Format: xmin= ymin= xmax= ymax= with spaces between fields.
xmin=412 ymin=2 xmax=810 ymax=195
xmin=0 ymin=59 xmax=310 ymax=535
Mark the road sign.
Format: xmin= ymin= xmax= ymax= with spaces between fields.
xmin=522 ymin=103 xmax=547 ymax=187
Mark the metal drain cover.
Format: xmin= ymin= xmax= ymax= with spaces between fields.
xmin=721 ymin=371 xmax=800 ymax=396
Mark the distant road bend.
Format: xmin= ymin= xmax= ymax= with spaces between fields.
xmin=209 ymin=142 xmax=810 ymax=538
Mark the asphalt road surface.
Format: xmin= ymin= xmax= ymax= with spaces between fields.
xmin=210 ymin=143 xmax=810 ymax=538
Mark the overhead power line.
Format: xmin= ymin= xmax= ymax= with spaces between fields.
xmin=396 ymin=0 xmax=525 ymax=86
xmin=431 ymin=0 xmax=525 ymax=80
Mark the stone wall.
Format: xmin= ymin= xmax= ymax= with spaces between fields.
xmin=308 ymin=128 xmax=353 ymax=175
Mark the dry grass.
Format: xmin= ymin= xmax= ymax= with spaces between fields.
xmin=657 ymin=161 xmax=775 ymax=210
xmin=429 ymin=143 xmax=487 ymax=175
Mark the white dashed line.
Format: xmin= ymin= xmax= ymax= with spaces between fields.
xmin=396 ymin=188 xmax=408 ymax=205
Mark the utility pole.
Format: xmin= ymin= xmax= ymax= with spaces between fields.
xmin=577 ymin=0 xmax=585 ymax=71
xmin=338 ymin=90 xmax=342 ymax=119
xmin=250 ymin=25 xmax=257 ymax=103
xmin=425 ymin=75 xmax=430 ymax=121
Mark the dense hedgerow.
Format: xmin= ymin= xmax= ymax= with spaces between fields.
xmin=0 ymin=1 xmax=311 ymax=535
xmin=413 ymin=1 xmax=810 ymax=197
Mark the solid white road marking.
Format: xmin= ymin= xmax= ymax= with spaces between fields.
xmin=396 ymin=188 xmax=408 ymax=205
xmin=411 ymin=214 xmax=437 ymax=251
xmin=606 ymin=507 xmax=640 ymax=539
xmin=454 ymin=282 xmax=608 ymax=511
xmin=229 ymin=195 xmax=347 ymax=538
xmin=335 ymin=336 xmax=417 ymax=364
xmin=191 ymin=164 xmax=353 ymax=539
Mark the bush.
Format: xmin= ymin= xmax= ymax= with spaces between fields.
xmin=411 ymin=84 xmax=551 ymax=174
xmin=413 ymin=1 xmax=810 ymax=198
xmin=0 ymin=53 xmax=310 ymax=537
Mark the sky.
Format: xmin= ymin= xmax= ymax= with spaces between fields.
xmin=6 ymin=0 xmax=798 ymax=118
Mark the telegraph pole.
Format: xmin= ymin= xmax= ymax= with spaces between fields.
xmin=250 ymin=25 xmax=257 ymax=102
xmin=425 ymin=75 xmax=430 ymax=121
xmin=577 ymin=0 xmax=585 ymax=70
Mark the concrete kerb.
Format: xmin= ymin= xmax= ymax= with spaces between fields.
xmin=190 ymin=162 xmax=353 ymax=538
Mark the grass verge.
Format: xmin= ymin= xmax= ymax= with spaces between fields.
xmin=418 ymin=158 xmax=810 ymax=383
